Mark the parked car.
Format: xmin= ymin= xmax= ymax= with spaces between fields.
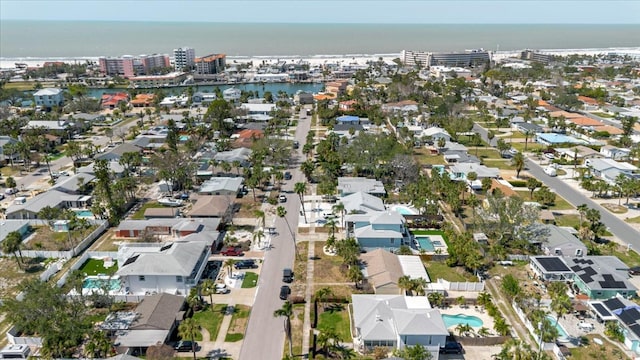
xmin=282 ymin=268 xmax=294 ymax=283
xmin=284 ymin=171 xmax=292 ymax=180
xmin=278 ymin=194 xmax=287 ymax=203
xmin=175 ymin=340 xmax=197 ymax=352
xmin=279 ymin=285 xmax=291 ymax=300
xmin=234 ymin=260 xmax=258 ymax=269
xmin=544 ymin=153 xmax=555 ymax=160
xmin=293 ymin=141 xmax=299 ymax=149
xmin=215 ymin=283 xmax=230 ymax=294
xmin=5 ymin=188 xmax=17 ymax=195
xmin=220 ymin=247 xmax=244 ymax=256
xmin=440 ymin=342 xmax=463 ymax=354
xmin=629 ymin=266 xmax=640 ymax=275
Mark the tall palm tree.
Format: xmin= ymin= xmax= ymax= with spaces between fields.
xmin=254 ymin=209 xmax=266 ymax=228
xmin=274 ymin=301 xmax=294 ymax=357
xmin=324 ymin=218 xmax=338 ymax=238
xmin=551 ymin=294 xmax=573 ymax=338
xmin=178 ymin=318 xmax=200 ymax=360
xmin=398 ymin=275 xmax=413 ymax=296
xmin=427 ymin=292 xmax=444 ymax=308
xmin=332 ymin=202 xmax=346 ymax=228
xmin=456 ymin=323 xmax=473 ymax=336
xmin=512 ymin=152 xmax=525 ymax=178
xmin=411 ymin=278 xmax=428 ymax=296
xmin=477 ymin=292 xmax=492 ymax=310
xmin=253 ymin=229 xmax=265 ymax=248
xmin=294 ymin=182 xmax=308 ymax=223
xmin=315 ymin=287 xmax=334 ymax=311
xmin=1 ymin=231 xmax=23 ymax=269
xmin=277 ymin=206 xmax=299 ymax=259
xmin=200 ymin=279 xmax=216 ymax=310
xmin=224 ymin=259 xmax=237 ymax=278
xmin=317 ymin=328 xmax=340 ymax=356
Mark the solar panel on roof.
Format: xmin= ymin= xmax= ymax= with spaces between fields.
xmin=571 ymin=265 xmax=582 ymax=272
xmin=582 ymin=267 xmax=597 ymax=277
xmin=579 ymin=274 xmax=593 ymax=283
xmin=586 ymin=259 xmax=593 ymax=265
xmin=604 ymin=298 xmax=625 ymax=311
xmin=599 ymin=280 xmax=626 ymax=289
xmin=619 ymin=311 xmax=636 ymax=325
xmin=602 ymin=274 xmax=615 ymax=281
xmin=592 ymin=303 xmax=611 ymax=317
xmin=160 ymin=243 xmax=173 ymax=252
xmin=123 ymin=254 xmax=140 ymax=266
xmin=537 ymin=257 xmax=571 ymax=272
xmin=630 ymin=324 xmax=640 ymax=338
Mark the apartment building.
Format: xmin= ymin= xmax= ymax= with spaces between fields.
xmin=174 ymin=47 xmax=196 ymax=70
xmin=401 ymin=49 xmax=491 ymax=67
xmin=99 ymin=56 xmax=135 ymax=77
xmin=195 ymin=53 xmax=226 ymax=74
xmin=139 ymin=54 xmax=171 ymax=73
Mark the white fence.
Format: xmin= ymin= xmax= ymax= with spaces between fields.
xmin=18 ymin=220 xmax=108 ymax=259
xmin=511 ymin=301 xmax=555 ymax=351
xmin=507 ymin=254 xmax=530 ymax=261
xmin=39 ymin=259 xmax=66 ymax=282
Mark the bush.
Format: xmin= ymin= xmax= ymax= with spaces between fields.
xmin=508 ymin=180 xmax=527 ymax=187
xmin=289 ymin=295 xmax=306 ymax=304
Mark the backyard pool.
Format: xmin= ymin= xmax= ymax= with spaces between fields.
xmin=416 ymin=236 xmax=435 ymax=252
xmin=442 ymin=314 xmax=484 ymax=328
xmin=83 ymin=276 xmax=122 ymax=291
xmin=74 ymin=210 xmax=95 ymax=218
xmin=179 ymin=135 xmax=190 ymax=142
xmin=390 ymin=205 xmax=418 ymax=215
xmin=545 ymin=315 xmax=570 ymax=342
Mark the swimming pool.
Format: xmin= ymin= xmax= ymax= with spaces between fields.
xmin=442 ymin=314 xmax=484 ymax=328
xmin=74 ymin=210 xmax=94 ymax=218
xmin=545 ymin=315 xmax=570 ymax=341
xmin=83 ymin=276 xmax=121 ymax=291
xmin=416 ymin=236 xmax=435 ymax=252
xmin=391 ymin=205 xmax=418 ymax=215
xmin=179 ymin=135 xmax=190 ymax=141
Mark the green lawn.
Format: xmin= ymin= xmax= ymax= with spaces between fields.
xmin=317 ymin=304 xmax=351 ymax=342
xmin=130 ymin=201 xmax=165 ymax=220
xmin=510 ymin=142 xmax=545 ymax=152
xmin=192 ymin=304 xmax=227 ymax=341
xmin=590 ymin=112 xmax=614 ymax=118
xmin=414 ymin=153 xmax=446 ymax=166
xmin=555 ymin=214 xmax=581 ymax=229
xmin=241 ymin=272 xmax=259 ymax=288
xmin=610 ymin=247 xmax=640 ymax=268
xmin=482 ymin=159 xmax=515 ymax=170
xmin=626 ymin=216 xmax=640 ymax=224
xmin=78 ymin=258 xmax=118 ymax=276
xmin=225 ymin=305 xmax=251 ymax=342
xmin=473 ymin=148 xmax=502 ymax=159
xmin=514 ymin=189 xmax=575 ymax=211
xmin=425 ymin=261 xmax=475 ymax=282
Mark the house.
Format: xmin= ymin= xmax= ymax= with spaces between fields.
xmin=116 ymin=241 xmax=210 ymax=296
xmin=529 ymin=256 xmax=575 ymax=282
xmin=24 ymin=120 xmax=70 ymax=133
xmin=536 ymin=133 xmax=587 ymax=146
xmin=341 ymin=191 xmax=386 ymax=214
xmin=339 ymin=100 xmax=358 ymax=112
xmin=187 ymin=195 xmax=234 ymax=221
xmin=115 ymin=218 xmax=221 ymax=238
xmin=213 ymin=147 xmax=252 ymax=167
xmin=515 ymin=122 xmax=543 ymax=134
xmin=223 ymin=87 xmax=241 ymax=102
xmin=351 ymin=294 xmax=447 ymax=354
xmin=130 ymin=94 xmax=155 ymax=107
xmin=192 ymin=92 xmax=217 ymax=105
xmin=348 ymin=211 xmax=412 ymax=250
xmin=336 ymin=115 xmax=360 ymax=125
xmin=589 ymin=296 xmax=640 ymax=353
xmin=294 ymin=91 xmax=314 ymax=105
xmin=325 ymin=80 xmax=349 ymax=96
xmin=600 ymin=145 xmax=631 ymax=160
xmin=78 ymin=161 xmax=126 ymax=178
xmin=331 ymin=123 xmax=364 ymax=138
xmin=555 ymin=146 xmax=603 ymax=161
xmin=0 ymin=136 xmax=18 ymax=165
xmin=381 ymin=100 xmax=419 ymax=113
xmin=448 ymin=163 xmax=500 ymax=181
xmin=33 ymin=88 xmax=64 ymax=110
xmin=0 ymin=220 xmax=31 ymax=247
xmin=95 ymin=143 xmax=143 ymax=162
xmin=540 ymin=225 xmax=587 ymax=257
xmin=241 ymin=103 xmax=276 ymax=115
xmin=198 ymin=177 xmax=244 ymax=196
xmin=51 ymin=173 xmax=95 ymax=194
xmin=101 ymin=92 xmax=129 ymax=109
xmin=338 ymin=177 xmax=386 ymax=197
xmin=109 ymin=293 xmax=185 ymax=354
xmin=360 ymin=249 xmax=404 ymax=294
xmin=5 ymin=189 xmax=91 ymax=219
xmin=232 ymin=129 xmax=264 ymax=148
xmin=421 ymin=127 xmax=451 ymax=142
xmin=568 ymin=256 xmax=635 ymax=300
xmin=585 ymin=158 xmax=639 ymax=184
xmin=143 ymin=208 xmax=180 ymax=219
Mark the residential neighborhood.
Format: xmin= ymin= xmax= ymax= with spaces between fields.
xmin=1 ymin=45 xmax=640 ymax=360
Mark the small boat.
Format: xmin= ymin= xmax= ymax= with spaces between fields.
xmin=158 ymin=198 xmax=183 ymax=207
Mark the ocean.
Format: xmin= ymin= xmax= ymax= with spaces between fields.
xmin=1 ymin=21 xmax=640 ymax=59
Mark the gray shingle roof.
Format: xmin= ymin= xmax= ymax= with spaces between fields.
xmin=117 ymin=241 xmax=208 ymax=276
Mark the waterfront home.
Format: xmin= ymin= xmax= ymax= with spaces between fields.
xmin=338 ymin=177 xmax=386 ymax=197
xmin=130 ymin=94 xmax=155 ymax=107
xmin=116 ymin=241 xmax=210 ymax=296
xmin=108 ymin=293 xmax=185 ymax=354
xmin=347 ymin=210 xmax=411 ymax=250
xmin=33 ymin=88 xmax=64 ymax=111
xmin=129 ymin=72 xmax=187 ymax=88
xmin=101 ymin=93 xmax=129 ymax=109
xmin=192 ymin=92 xmax=217 ymax=105
xmin=223 ymin=87 xmax=241 ymax=102
xmin=352 ymin=294 xmax=447 ymax=355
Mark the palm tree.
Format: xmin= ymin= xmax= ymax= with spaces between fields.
xmin=456 ymin=323 xmax=473 ymax=336
xmin=294 ymin=182 xmax=308 ymax=223
xmin=274 ymin=301 xmax=294 ymax=358
xmin=411 ymin=278 xmax=428 ymax=296
xmin=324 ymin=218 xmax=338 ymax=238
xmin=512 ymin=152 xmax=525 ymax=178
xmin=493 ymin=318 xmax=511 ymax=336
xmin=478 ymin=327 xmax=491 ymax=337
xmin=315 ymin=287 xmax=334 ymax=311
xmin=551 ymin=294 xmax=573 ymax=337
xmin=523 ymin=130 xmax=533 ymax=151
xmin=332 ymin=202 xmax=346 ymax=228
xmin=577 ymin=203 xmax=588 ymax=228
xmin=317 ymin=328 xmax=340 ymax=356
xmin=200 ymin=279 xmax=216 ymax=310
xmin=1 ymin=231 xmax=23 ymax=269
xmin=277 ymin=205 xmax=299 ymax=259
xmin=253 ymin=229 xmax=265 ymax=247
xmin=427 ymin=292 xmax=444 ymax=308
xmin=477 ymin=292 xmax=492 ymax=310
xmin=254 ymin=209 xmax=266 ymax=228
xmin=224 ymin=259 xmax=237 ymax=279
xmin=398 ymin=275 xmax=413 ymax=295
xmin=348 ymin=266 xmax=364 ymax=289
xmin=457 ymin=296 xmax=467 ymax=308
xmin=178 ymin=318 xmax=200 ymax=360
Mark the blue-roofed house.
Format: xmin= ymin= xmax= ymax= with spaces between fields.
xmin=535 ymin=133 xmax=587 ymax=146
xmin=336 ymin=115 xmax=360 ymax=124
xmin=347 ymin=211 xmax=412 ymax=250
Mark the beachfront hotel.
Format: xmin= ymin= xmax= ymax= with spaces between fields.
xmin=173 ymin=46 xmax=196 ymax=71
xmin=195 ymin=53 xmax=226 ymax=75
xmin=99 ymin=54 xmax=170 ymax=77
xmin=401 ymin=49 xmax=491 ymax=67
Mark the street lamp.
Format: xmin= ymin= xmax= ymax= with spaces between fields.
xmin=537 ymin=321 xmax=545 ymax=360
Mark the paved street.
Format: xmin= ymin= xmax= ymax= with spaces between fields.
xmin=525 ymin=159 xmax=640 ymax=248
xmin=239 ymin=108 xmax=311 ymax=360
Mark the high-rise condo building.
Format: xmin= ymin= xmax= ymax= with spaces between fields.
xmin=174 ymin=47 xmax=196 ymax=71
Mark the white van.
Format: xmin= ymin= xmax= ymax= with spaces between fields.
xmin=0 ymin=344 xmax=31 ymax=359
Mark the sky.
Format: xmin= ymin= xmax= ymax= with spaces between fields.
xmin=1 ymin=0 xmax=639 ymax=24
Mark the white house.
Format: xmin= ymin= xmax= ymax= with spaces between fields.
xmin=116 ymin=241 xmax=210 ymax=296
xmin=241 ymin=103 xmax=276 ymax=115
xmin=352 ymin=294 xmax=447 ymax=354
xmin=600 ymin=145 xmax=631 ymax=160
xmin=223 ymin=87 xmax=241 ymax=101
xmin=421 ymin=127 xmax=451 ymax=142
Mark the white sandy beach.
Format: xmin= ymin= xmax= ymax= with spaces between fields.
xmin=2 ymin=47 xmax=640 ymax=70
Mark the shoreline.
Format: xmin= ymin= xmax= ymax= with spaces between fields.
xmin=2 ymin=46 xmax=640 ymax=70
